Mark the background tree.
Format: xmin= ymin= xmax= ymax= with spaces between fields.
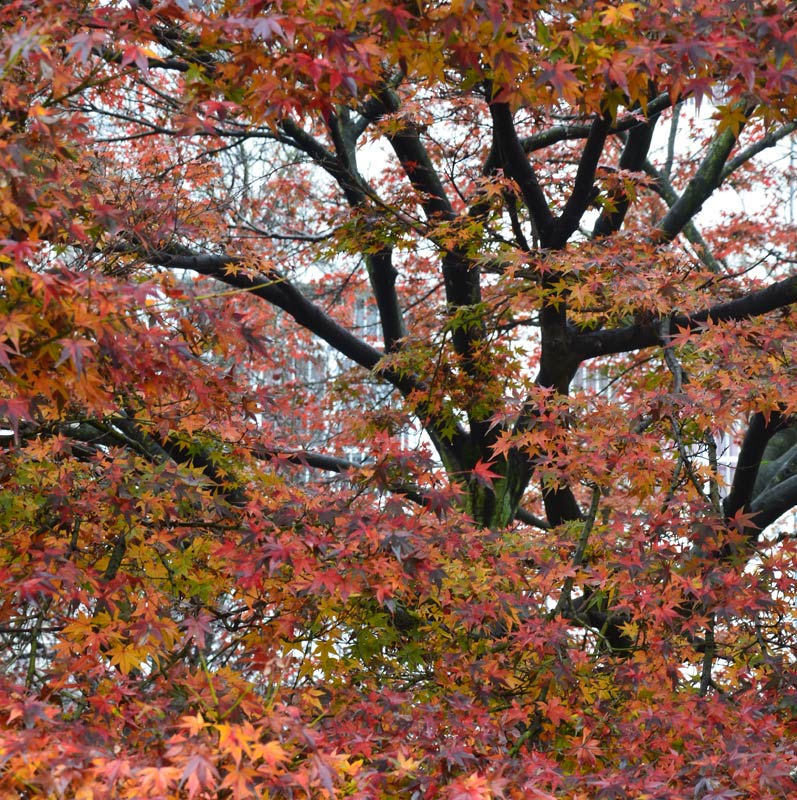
xmin=2 ymin=0 xmax=797 ymax=797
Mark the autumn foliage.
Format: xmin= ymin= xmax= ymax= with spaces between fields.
xmin=2 ymin=0 xmax=797 ymax=796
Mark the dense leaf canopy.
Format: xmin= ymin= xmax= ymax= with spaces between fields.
xmin=2 ymin=0 xmax=797 ymax=797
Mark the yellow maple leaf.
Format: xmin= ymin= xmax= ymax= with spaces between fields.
xmin=253 ymin=739 xmax=288 ymax=770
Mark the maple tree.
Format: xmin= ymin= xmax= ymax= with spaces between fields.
xmin=2 ymin=0 xmax=797 ymax=796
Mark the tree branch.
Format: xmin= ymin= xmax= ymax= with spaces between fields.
xmin=657 ymin=109 xmax=753 ymax=242
xmin=137 ymin=248 xmax=472 ymax=476
xmin=643 ymin=159 xmax=726 ymax=273
xmin=378 ymin=92 xmax=483 ymax=324
xmin=514 ymin=507 xmax=551 ymax=530
xmin=552 ymin=115 xmax=610 ymax=247
xmin=279 ymin=118 xmax=367 ymax=206
xmin=379 ymin=91 xmax=454 ymax=223
xmin=489 ymin=102 xmax=555 ymax=244
xmin=365 ymin=249 xmax=406 ymax=351
xmin=723 ymin=411 xmax=789 ymax=521
xmin=145 ymin=249 xmax=387 ymax=370
xmin=663 ymin=101 xmax=683 ymax=180
xmin=503 ymin=93 xmax=672 ymax=157
xmin=573 ymin=273 xmax=797 ymax=359
xmin=751 ymin=474 xmax=797 ymax=532
xmin=592 ymin=112 xmax=660 ymax=237
xmin=322 ymin=111 xmax=407 ymax=352
xmin=543 ymin=485 xmax=586 ymax=527
xmin=721 ymin=121 xmax=797 ymax=182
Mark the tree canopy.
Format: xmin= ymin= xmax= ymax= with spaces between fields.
xmin=2 ymin=0 xmax=797 ymax=796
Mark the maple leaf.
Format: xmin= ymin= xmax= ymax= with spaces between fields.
xmin=95 ymin=757 xmax=131 ymax=789
xmin=448 ymin=772 xmax=493 ymax=800
xmin=471 ymin=459 xmax=502 ymax=489
xmin=106 ymin=642 xmax=147 ymax=675
xmin=55 ymin=337 xmax=95 ymax=375
xmin=220 ymin=766 xmax=257 ymax=799
xmin=254 ymin=740 xmax=289 ymax=770
xmin=181 ymin=611 xmax=213 ymax=646
xmin=181 ymin=752 xmax=219 ymax=799
xmin=714 ymin=102 xmax=750 ymax=136
xmin=141 ymin=764 xmax=185 ymax=795
xmin=119 ymin=44 xmax=154 ymax=73
xmin=180 ymin=713 xmax=210 ymax=737
xmin=251 ymin=16 xmax=285 ymax=43
xmin=536 ymin=59 xmax=580 ymax=99
xmin=600 ymin=2 xmax=639 ymax=26
xmin=0 ymin=397 xmax=30 ymax=435
xmin=538 ymin=695 xmax=572 ymax=727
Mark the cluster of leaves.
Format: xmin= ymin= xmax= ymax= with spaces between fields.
xmin=1 ymin=0 xmax=797 ymax=797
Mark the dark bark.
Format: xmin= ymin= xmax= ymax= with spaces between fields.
xmin=543 ymin=486 xmax=585 ymax=527
xmin=723 ymin=411 xmax=789 ymax=521
xmin=656 ymin=110 xmax=751 ymax=242
xmin=482 ymin=93 xmax=671 ymax=166
xmin=146 ymin=250 xmax=386 ymax=370
xmin=592 ymin=112 xmax=660 ymax=238
xmin=551 ymin=115 xmax=610 ymax=247
xmin=489 ymin=101 xmax=555 ymax=244
xmin=365 ymin=249 xmax=406 ymax=351
xmin=381 ymin=94 xmax=485 ymax=365
xmin=722 ymin=414 xmax=797 ymax=535
xmin=751 ymin=475 xmax=797 ymax=532
xmin=573 ymin=274 xmax=797 ymax=360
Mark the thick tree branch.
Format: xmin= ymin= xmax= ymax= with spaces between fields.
xmin=643 ymin=159 xmax=726 ymax=273
xmin=514 ymin=507 xmax=551 ymax=530
xmin=573 ymin=273 xmax=797 ymax=359
xmin=14 ymin=414 xmax=250 ymax=507
xmin=647 ymin=122 xmax=797 ymax=269
xmin=551 ymin=116 xmax=610 ymax=247
xmin=753 ymin=432 xmax=797 ymax=500
xmin=491 ymin=93 xmax=672 ymax=158
xmin=380 ymin=94 xmax=455 ymax=223
xmin=657 ymin=110 xmax=752 ymax=242
xmin=378 ymin=92 xmax=483 ymax=326
xmin=592 ymin=112 xmax=660 ymax=238
xmin=255 ymin=447 xmax=361 ymax=474
xmin=723 ymin=411 xmax=788 ymax=521
xmin=543 ymin=485 xmax=585 ymax=527
xmin=365 ymin=249 xmax=406 ymax=351
xmin=349 ymin=88 xmax=478 ymax=350
xmin=325 ymin=108 xmax=359 ymax=174
xmin=489 ymin=102 xmax=555 ymax=243
xmin=146 ymin=249 xmax=386 ymax=370
xmin=750 ymin=474 xmax=797 ymax=532
xmin=366 ymin=92 xmax=493 ymax=468
xmin=261 ymin=450 xmax=551 ymax=529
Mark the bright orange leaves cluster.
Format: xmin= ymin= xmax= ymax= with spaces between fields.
xmin=1 ymin=0 xmax=797 ymax=797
